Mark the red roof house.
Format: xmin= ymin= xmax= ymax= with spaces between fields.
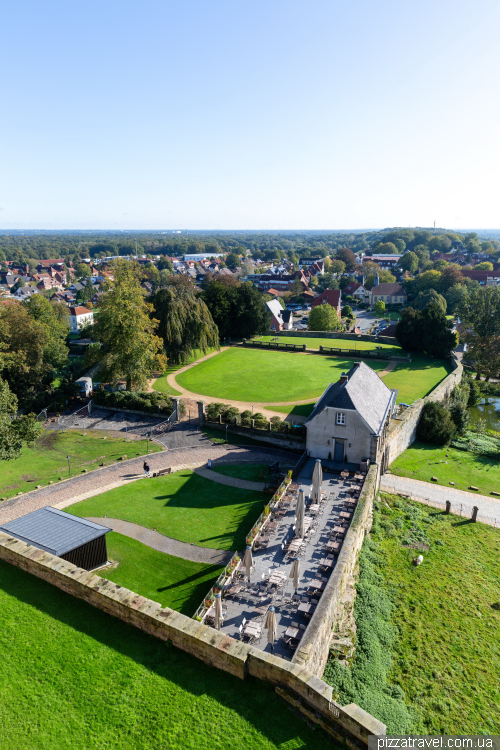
xmin=311 ymin=288 xmax=342 ymax=315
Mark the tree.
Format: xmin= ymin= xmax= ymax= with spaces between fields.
xmin=10 ymin=278 xmax=25 ymax=294
xmin=341 ymin=305 xmax=354 ymax=319
xmin=76 ymin=279 xmax=93 ymax=306
xmin=225 ymin=252 xmax=240 ymax=270
xmin=475 ymin=262 xmax=494 ymax=271
xmin=439 ymin=264 xmax=464 ymax=292
xmin=201 ymin=280 xmax=270 ymax=339
xmin=378 ymin=270 xmax=396 ymax=284
xmin=458 ymin=286 xmax=500 ymax=380
xmin=395 ymin=301 xmax=456 ymax=358
xmin=152 ymin=284 xmax=219 ymax=365
xmin=416 ymin=401 xmax=455 ymax=445
xmin=398 ymin=251 xmax=418 ymax=275
xmin=393 ymin=239 xmax=406 ymax=253
xmin=157 ymin=256 xmax=174 ymax=273
xmin=308 ymin=304 xmax=338 ymax=332
xmin=0 ymin=377 xmax=41 ymax=459
xmin=413 ymin=289 xmax=447 ymax=314
xmin=376 ymin=242 xmax=399 ymax=254
xmin=23 ymin=295 xmax=69 ymax=369
xmin=76 ymin=263 xmax=92 ymax=280
xmin=330 ymin=259 xmax=346 ymax=275
xmin=410 ymin=269 xmax=442 ymax=295
xmin=290 ymin=277 xmax=305 ymax=298
xmin=0 ymin=304 xmax=48 ymax=407
xmin=95 ymin=259 xmax=166 ymax=390
xmin=336 ymin=247 xmax=358 ymax=271
xmin=374 ymin=300 xmax=386 ymax=316
xmin=142 ymin=263 xmax=160 ymax=285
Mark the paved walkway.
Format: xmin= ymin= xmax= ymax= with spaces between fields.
xmin=378 ymin=360 xmax=398 ymax=377
xmin=85 ymin=517 xmax=234 ymax=565
xmin=381 ymin=474 xmax=500 ymax=525
xmin=0 ymin=445 xmax=298 ymax=524
xmin=194 ymin=466 xmax=266 ymax=491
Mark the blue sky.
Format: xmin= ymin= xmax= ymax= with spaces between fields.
xmin=1 ymin=0 xmax=499 ymax=230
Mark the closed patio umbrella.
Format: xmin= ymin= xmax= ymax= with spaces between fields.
xmin=214 ymin=592 xmax=223 ymax=631
xmin=312 ymin=459 xmax=323 ymax=503
xmin=264 ymin=606 xmax=277 ymax=653
xmin=243 ymin=545 xmax=254 ymax=582
xmin=296 ymin=489 xmax=305 ymax=537
xmin=289 ymin=558 xmax=300 ymax=592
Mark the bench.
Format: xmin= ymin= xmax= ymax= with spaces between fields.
xmin=153 ymin=467 xmax=171 ymax=478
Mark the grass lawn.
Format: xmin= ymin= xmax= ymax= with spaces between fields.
xmin=0 ymin=560 xmax=330 ymax=750
xmin=176 ymin=347 xmax=387 ymax=403
xmin=324 ymin=494 xmax=500 ymax=733
xmin=212 ymin=462 xmax=272 ymax=482
xmin=153 ymin=347 xmax=220 ymax=397
xmin=389 ymin=440 xmax=500 ymax=496
xmin=383 ymin=354 xmax=453 ymax=404
xmin=0 ymin=431 xmax=162 ymax=501
xmin=255 ymin=335 xmax=402 ymax=354
xmin=176 ymin=347 xmax=450 ymax=406
xmin=69 ymin=469 xmax=267 ymax=551
xmin=100 ymin=532 xmax=222 ymax=615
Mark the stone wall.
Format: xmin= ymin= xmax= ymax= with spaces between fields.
xmin=0 ymin=530 xmax=385 ymax=744
xmin=203 ymin=421 xmax=306 ymax=451
xmin=293 ymin=463 xmax=378 ymax=676
xmin=385 ymin=355 xmax=463 ymax=465
xmin=270 ymin=330 xmax=398 ymax=345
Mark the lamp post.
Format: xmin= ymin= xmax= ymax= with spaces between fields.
xmin=67 ymin=455 xmax=71 ymax=477
xmin=225 ymin=423 xmax=228 ymax=443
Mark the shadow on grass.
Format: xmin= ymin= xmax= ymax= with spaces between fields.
xmin=157 ymin=563 xmax=222 ymax=593
xmin=0 ymin=560 xmax=331 ymax=749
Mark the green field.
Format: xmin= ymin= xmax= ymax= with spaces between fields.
xmin=69 ymin=468 xmax=267 ymax=551
xmin=212 ymin=462 xmax=271 ymax=482
xmin=324 ymin=495 xmax=500 ymax=734
xmin=153 ymin=347 xmax=220 ymax=396
xmin=0 ymin=559 xmax=328 ymax=750
xmin=99 ymin=532 xmax=222 ymax=615
xmin=389 ymin=440 xmax=500 ymax=496
xmin=176 ymin=347 xmax=387 ymax=403
xmin=175 ymin=347 xmax=451 ymax=408
xmin=0 ymin=431 xmax=162 ymax=501
xmin=255 ymin=335 xmax=402 ymax=354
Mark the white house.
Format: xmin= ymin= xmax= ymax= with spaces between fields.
xmin=265 ymin=299 xmax=293 ymax=331
xmin=69 ymin=306 xmax=94 ymax=332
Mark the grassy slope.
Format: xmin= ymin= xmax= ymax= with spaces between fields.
xmin=69 ymin=469 xmax=267 ymax=551
xmin=255 ymin=335 xmax=402 ymax=354
xmin=153 ymin=347 xmax=219 ymax=397
xmin=324 ymin=495 xmax=500 ymax=734
xmin=389 ymin=441 xmax=500 ymax=496
xmin=176 ymin=348 xmax=387 ymax=403
xmin=100 ymin=532 xmax=222 ymax=615
xmin=0 ymin=560 xmax=329 ymax=750
xmin=0 ymin=431 xmax=161 ymax=501
xmin=212 ymin=462 xmax=271 ymax=482
xmin=380 ymin=495 xmax=500 ymax=733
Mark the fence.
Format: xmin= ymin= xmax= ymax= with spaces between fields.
xmin=242 ymin=339 xmax=306 ymax=352
xmin=381 ymin=489 xmax=499 ymax=528
xmin=318 ymin=345 xmax=409 ymax=361
xmin=58 ymin=400 xmax=93 ymax=430
xmin=193 ymin=474 xmax=293 ymax=622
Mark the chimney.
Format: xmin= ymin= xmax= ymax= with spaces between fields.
xmin=352 ymin=362 xmax=361 ymax=370
xmin=339 ymin=372 xmax=348 ymax=385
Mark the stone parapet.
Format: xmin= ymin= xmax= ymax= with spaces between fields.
xmin=0 ymin=527 xmax=385 ymax=744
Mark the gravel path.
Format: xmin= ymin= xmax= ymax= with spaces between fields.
xmin=0 ymin=445 xmax=298 ymax=524
xmin=85 ymin=517 xmax=234 ymax=565
xmin=380 ymin=474 xmax=500 ymax=525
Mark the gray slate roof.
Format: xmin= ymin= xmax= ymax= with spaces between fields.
xmin=0 ymin=507 xmax=111 ymax=556
xmin=305 ymin=361 xmax=397 ymax=434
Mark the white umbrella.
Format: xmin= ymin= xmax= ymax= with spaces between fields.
xmin=296 ymin=489 xmax=305 ymax=537
xmin=214 ymin=592 xmax=223 ymax=631
xmin=264 ymin=606 xmax=277 ymax=653
xmin=312 ymin=459 xmax=323 ymax=503
xmin=243 ymin=545 xmax=254 ymax=582
xmin=289 ymin=558 xmax=300 ymax=592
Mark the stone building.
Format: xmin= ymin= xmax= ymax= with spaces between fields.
xmin=305 ymin=361 xmax=398 ymax=470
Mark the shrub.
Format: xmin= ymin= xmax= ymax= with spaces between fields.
xmin=416 ymin=401 xmax=455 ymax=445
xmin=205 ymin=402 xmax=225 ymax=422
xmin=93 ymin=389 xmax=172 ymax=415
xmin=240 ymin=409 xmax=252 ymax=426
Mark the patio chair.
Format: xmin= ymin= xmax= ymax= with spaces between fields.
xmin=299 ymin=623 xmax=306 ymax=631
xmin=291 ymin=621 xmax=299 ymax=628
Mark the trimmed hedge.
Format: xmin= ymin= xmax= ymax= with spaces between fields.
xmin=94 ymin=389 xmax=173 ymax=416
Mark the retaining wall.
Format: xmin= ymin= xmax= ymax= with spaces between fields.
xmin=385 ymin=355 xmax=463 ymax=465
xmin=270 ymin=330 xmax=398 ymax=346
xmin=293 ymin=463 xmax=378 ymax=676
xmin=204 ymin=421 xmax=306 ymax=451
xmin=0 ymin=530 xmax=385 ymax=744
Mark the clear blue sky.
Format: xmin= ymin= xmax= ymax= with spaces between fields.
xmin=1 ymin=0 xmax=499 ymax=230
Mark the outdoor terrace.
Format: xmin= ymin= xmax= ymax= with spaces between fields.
xmin=203 ymin=458 xmax=365 ymax=660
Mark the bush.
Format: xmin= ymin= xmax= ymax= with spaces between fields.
xmin=205 ymin=402 xmax=226 ymax=422
xmin=240 ymin=409 xmax=252 ymax=426
xmin=93 ymin=389 xmax=172 ymax=415
xmin=416 ymin=401 xmax=456 ymax=445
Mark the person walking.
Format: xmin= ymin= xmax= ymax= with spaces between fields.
xmin=143 ymin=461 xmax=151 ymax=477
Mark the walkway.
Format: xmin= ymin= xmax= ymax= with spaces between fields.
xmin=194 ymin=466 xmax=266 ymax=491
xmin=381 ymin=474 xmax=500 ymax=525
xmin=0 ymin=445 xmax=298 ymax=525
xmin=85 ymin=517 xmax=234 ymax=565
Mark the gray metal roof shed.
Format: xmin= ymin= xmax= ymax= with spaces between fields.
xmin=0 ymin=507 xmax=111 ymax=570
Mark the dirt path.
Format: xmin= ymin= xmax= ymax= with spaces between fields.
xmin=85 ymin=517 xmax=234 ymax=565
xmin=377 ymin=360 xmax=398 ymax=377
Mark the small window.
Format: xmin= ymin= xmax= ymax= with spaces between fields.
xmin=336 ymin=412 xmax=346 ymax=425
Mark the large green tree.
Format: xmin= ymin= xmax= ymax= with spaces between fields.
xmin=398 ymin=251 xmax=418 ymax=275
xmin=201 ymin=279 xmax=269 ymax=339
xmin=0 ymin=377 xmax=41 ymax=459
xmin=413 ymin=289 xmax=447 ymax=314
xmin=308 ymin=304 xmax=339 ymax=332
xmin=23 ymin=295 xmax=69 ymax=369
xmin=396 ymin=301 xmax=456 ymax=358
xmin=336 ymin=247 xmax=358 ymax=271
xmin=95 ymin=260 xmax=166 ymax=390
xmin=458 ymin=286 xmax=500 ymax=380
xmin=152 ymin=283 xmax=219 ymax=365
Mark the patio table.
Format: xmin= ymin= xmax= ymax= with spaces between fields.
xmin=339 ymin=511 xmax=352 ymax=520
xmin=287 ymin=539 xmax=303 ymax=554
xmin=244 ymin=622 xmax=262 ymax=637
xmin=297 ymin=602 xmax=316 ymax=615
xmin=319 ymin=557 xmax=334 ymax=568
xmin=269 ymin=571 xmax=286 ymax=586
xmin=308 ymin=580 xmax=325 ymax=592
xmin=309 ymin=504 xmax=320 ymax=514
xmin=284 ymin=626 xmax=300 ymax=639
xmin=254 ymin=602 xmax=271 ymax=616
xmin=326 ymin=540 xmax=341 ymax=552
xmin=332 ymin=525 xmax=346 ymax=535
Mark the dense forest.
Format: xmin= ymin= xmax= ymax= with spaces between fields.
xmin=1 ymin=227 xmax=499 ymax=265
